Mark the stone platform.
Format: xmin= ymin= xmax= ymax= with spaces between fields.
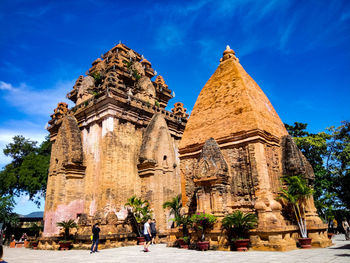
xmin=3 ymin=235 xmax=349 ymax=263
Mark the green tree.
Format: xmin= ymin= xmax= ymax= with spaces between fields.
xmin=278 ymin=175 xmax=313 ymax=238
xmin=163 ymin=195 xmax=182 ymax=224
xmin=56 ymin=219 xmax=78 ymax=240
xmin=125 ymin=195 xmax=152 ymax=236
xmin=29 ymin=222 xmax=43 ymax=238
xmin=285 ymin=122 xmax=333 ymax=217
xmin=0 ymin=135 xmax=51 ymax=206
xmin=327 ymin=121 xmax=350 ymax=210
xmin=0 ymin=196 xmax=18 ymax=244
xmin=285 ymin=121 xmax=350 ymax=217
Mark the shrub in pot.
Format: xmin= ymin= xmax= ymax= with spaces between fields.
xmin=190 ymin=212 xmax=217 ymax=251
xmin=56 ymin=219 xmax=78 ymax=250
xmin=222 ymin=210 xmax=257 ymax=251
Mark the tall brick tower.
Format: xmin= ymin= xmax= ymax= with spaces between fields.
xmin=44 ymin=43 xmax=188 ymax=240
xmin=179 ymin=46 xmax=330 ymax=251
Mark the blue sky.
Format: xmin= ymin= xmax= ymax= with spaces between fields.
xmin=1 ymin=0 xmax=349 ymax=214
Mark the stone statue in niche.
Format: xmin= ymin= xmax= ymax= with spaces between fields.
xmin=194 ymin=138 xmax=229 ymax=183
xmin=192 ymin=138 xmax=229 ymax=214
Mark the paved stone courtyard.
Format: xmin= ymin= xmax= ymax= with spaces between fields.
xmin=3 ymin=235 xmax=350 ymax=263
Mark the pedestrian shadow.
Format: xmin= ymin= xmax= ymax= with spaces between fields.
xmin=335 ymin=254 xmax=350 ymax=257
xmin=330 ymin=244 xmax=350 ymax=249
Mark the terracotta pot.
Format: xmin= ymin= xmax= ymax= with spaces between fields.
xmin=177 ymin=239 xmax=189 ymax=249
xmin=16 ymin=242 xmax=24 ymax=248
xmin=137 ymin=236 xmax=145 ymax=245
xmin=327 ymin=233 xmax=334 ymax=239
xmin=59 ymin=241 xmax=72 ymax=250
xmin=197 ymin=241 xmax=210 ymax=251
xmin=298 ymin=238 xmax=312 ymax=249
xmin=24 ymin=240 xmax=29 ymax=248
xmin=234 ymin=239 xmax=250 ymax=251
xmin=31 ymin=241 xmax=39 ymax=250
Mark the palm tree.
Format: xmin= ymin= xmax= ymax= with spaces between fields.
xmin=222 ymin=211 xmax=257 ymax=240
xmin=56 ymin=219 xmax=78 ymax=240
xmin=125 ymin=195 xmax=152 ymax=236
xmin=29 ymin=223 xmax=43 ymax=238
xmin=174 ymin=214 xmax=192 ymax=237
xmin=163 ymin=195 xmax=182 ymax=225
xmin=278 ymin=175 xmax=313 ymax=238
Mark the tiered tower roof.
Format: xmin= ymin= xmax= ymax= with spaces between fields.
xmin=180 ymin=46 xmax=287 ymax=150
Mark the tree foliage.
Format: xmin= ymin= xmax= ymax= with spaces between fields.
xmin=190 ymin=212 xmax=217 ymax=241
xmin=278 ymin=175 xmax=313 ymax=238
xmin=163 ymin=195 xmax=182 ymax=220
xmin=0 ymin=196 xmax=18 ymax=226
xmin=285 ymin=121 xmax=350 ymax=219
xmin=0 ymin=135 xmax=51 ymax=206
xmin=0 ymin=196 xmax=18 ymax=244
xmin=125 ymin=195 xmax=152 ymax=236
xmin=56 ymin=219 xmax=78 ymax=240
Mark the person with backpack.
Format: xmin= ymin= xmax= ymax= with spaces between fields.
xmin=150 ymin=219 xmax=157 ymax=245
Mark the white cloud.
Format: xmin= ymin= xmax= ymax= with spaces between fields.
xmin=1 ymin=80 xmax=74 ymax=116
xmin=0 ymin=127 xmax=48 ymax=168
xmin=155 ymin=24 xmax=186 ymax=51
xmin=0 ymin=79 xmax=74 ymax=168
xmin=0 ymin=81 xmax=15 ymax=91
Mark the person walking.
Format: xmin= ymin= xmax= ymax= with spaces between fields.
xmin=90 ymin=223 xmax=101 ymax=254
xmin=333 ymin=218 xmax=338 ymax=234
xmin=143 ymin=218 xmax=152 ymax=252
xmin=150 ymin=219 xmax=157 ymax=245
xmin=342 ymin=218 xmax=350 ymax=240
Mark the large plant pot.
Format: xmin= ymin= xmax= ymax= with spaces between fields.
xmin=137 ymin=236 xmax=145 ymax=245
xmin=59 ymin=241 xmax=72 ymax=250
xmin=197 ymin=241 xmax=210 ymax=251
xmin=234 ymin=239 xmax=250 ymax=251
xmin=31 ymin=241 xmax=39 ymax=250
xmin=327 ymin=233 xmax=334 ymax=239
xmin=178 ymin=238 xmax=189 ymax=249
xmin=298 ymin=238 xmax=312 ymax=249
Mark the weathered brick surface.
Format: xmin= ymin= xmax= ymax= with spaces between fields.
xmin=44 ymin=44 xmax=186 ymax=239
xmin=178 ymin=46 xmax=330 ymax=251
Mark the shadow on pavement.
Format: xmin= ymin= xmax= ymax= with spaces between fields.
xmin=330 ymin=244 xmax=350 ymax=249
xmin=335 ymin=254 xmax=350 ymax=257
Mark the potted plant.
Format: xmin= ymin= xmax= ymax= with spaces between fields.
xmin=56 ymin=219 xmax=78 ymax=250
xmin=190 ymin=212 xmax=217 ymax=251
xmin=29 ymin=222 xmax=43 ymax=249
xmin=278 ymin=175 xmax=313 ymax=248
xmin=177 ymin=236 xmax=190 ymax=249
xmin=222 ymin=210 xmax=258 ymax=251
xmin=125 ymin=195 xmax=152 ymax=245
xmin=163 ymin=195 xmax=189 ymax=247
xmin=174 ymin=215 xmax=192 ymax=248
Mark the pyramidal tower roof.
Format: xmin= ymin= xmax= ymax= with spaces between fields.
xmin=180 ymin=45 xmax=288 ymax=150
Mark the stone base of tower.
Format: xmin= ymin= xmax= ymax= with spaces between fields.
xmin=250 ymin=224 xmax=331 ymax=251
xmin=167 ymin=223 xmax=332 ymax=251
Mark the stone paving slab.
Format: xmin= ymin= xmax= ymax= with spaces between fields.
xmin=3 ymin=235 xmax=350 ymax=263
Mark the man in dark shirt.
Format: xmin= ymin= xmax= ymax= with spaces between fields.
xmin=90 ymin=223 xmax=100 ymax=253
xmin=150 ymin=219 xmax=157 ymax=244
